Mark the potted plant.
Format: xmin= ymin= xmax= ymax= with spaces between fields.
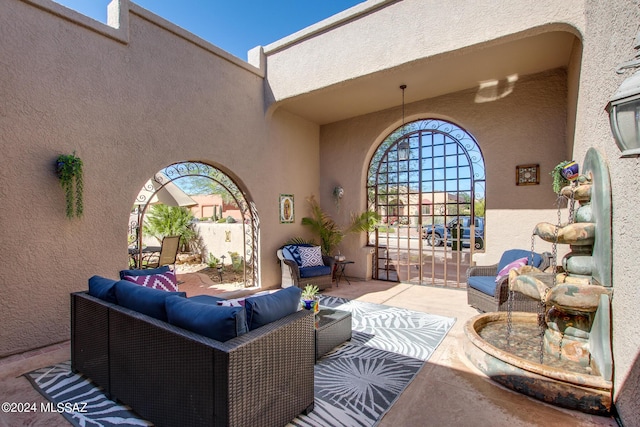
xmin=300 ymin=195 xmax=380 ymax=256
xmin=551 ymin=160 xmax=579 ymax=194
xmin=301 ymin=284 xmax=320 ymax=313
xmin=55 ymin=152 xmax=83 ymax=218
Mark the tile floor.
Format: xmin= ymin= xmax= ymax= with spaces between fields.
xmin=0 ymin=278 xmax=618 ymax=427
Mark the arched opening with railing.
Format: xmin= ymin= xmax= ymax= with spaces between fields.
xmin=128 ymin=161 xmax=259 ymax=288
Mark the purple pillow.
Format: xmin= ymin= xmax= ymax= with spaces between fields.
xmin=495 ymin=257 xmax=528 ymax=283
xmin=123 ymin=270 xmax=178 ymax=292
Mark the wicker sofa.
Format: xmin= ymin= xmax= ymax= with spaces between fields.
xmin=71 ymin=279 xmax=315 ymax=427
xmin=466 ymin=249 xmax=552 ymax=313
xmin=277 ymin=243 xmax=335 ymax=290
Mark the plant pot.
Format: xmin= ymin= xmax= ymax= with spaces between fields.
xmin=301 ymin=298 xmax=320 ymax=313
xmin=561 ymin=161 xmax=579 ymax=181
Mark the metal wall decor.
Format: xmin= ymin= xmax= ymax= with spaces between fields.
xmin=516 ymin=164 xmax=540 ymax=186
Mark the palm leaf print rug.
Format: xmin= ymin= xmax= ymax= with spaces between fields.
xmin=25 ymin=296 xmax=455 ymax=427
xmin=289 ymin=296 xmax=456 ymax=426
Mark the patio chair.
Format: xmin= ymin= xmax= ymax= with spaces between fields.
xmin=143 ymin=235 xmax=180 ymax=270
xmin=466 ymin=249 xmax=552 ymax=313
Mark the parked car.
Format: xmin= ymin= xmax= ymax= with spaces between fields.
xmin=421 ymin=216 xmax=485 ymax=249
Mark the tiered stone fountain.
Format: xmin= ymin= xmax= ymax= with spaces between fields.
xmin=463 ymin=148 xmax=613 ymax=415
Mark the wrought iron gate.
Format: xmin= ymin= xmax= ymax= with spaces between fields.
xmin=129 ymin=161 xmax=259 ymax=288
xmin=367 ymin=119 xmax=485 ymax=287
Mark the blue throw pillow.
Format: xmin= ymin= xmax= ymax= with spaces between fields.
xmin=245 ymin=286 xmax=302 ymax=331
xmin=114 ymin=280 xmax=185 ymax=321
xmin=281 ymin=244 xmax=312 ymax=266
xmin=119 ymin=265 xmax=170 ymax=280
xmin=165 ymin=296 xmax=248 ymax=342
xmin=88 ymin=275 xmax=118 ymax=304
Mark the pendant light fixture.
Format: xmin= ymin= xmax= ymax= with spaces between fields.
xmin=398 ymin=84 xmax=410 ymax=161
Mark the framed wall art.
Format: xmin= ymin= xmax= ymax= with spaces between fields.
xmin=516 ymin=164 xmax=540 ymax=186
xmin=279 ymin=194 xmax=294 ymax=223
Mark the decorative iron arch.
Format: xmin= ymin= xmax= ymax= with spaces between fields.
xmin=367 ymin=118 xmax=486 ymax=284
xmin=131 ymin=161 xmax=259 ymax=288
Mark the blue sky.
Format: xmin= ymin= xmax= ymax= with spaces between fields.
xmin=53 ymin=0 xmax=364 ymax=59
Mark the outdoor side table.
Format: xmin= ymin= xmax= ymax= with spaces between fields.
xmin=315 ymin=308 xmax=352 ymax=360
xmin=335 ymin=260 xmax=354 ymax=286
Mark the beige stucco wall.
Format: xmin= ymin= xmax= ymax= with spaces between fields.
xmin=574 ymin=1 xmax=640 ymax=422
xmin=0 ymin=0 xmax=319 ymax=357
xmin=320 ymin=69 xmax=570 ymax=279
xmin=262 ymin=0 xmax=585 ymax=102
xmin=2 ymin=0 xmax=640 ymax=423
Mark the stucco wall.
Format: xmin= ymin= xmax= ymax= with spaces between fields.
xmin=0 ymin=0 xmax=320 ymax=356
xmin=263 ymin=0 xmax=585 ymax=102
xmin=575 ymin=1 xmax=640 ymax=422
xmin=320 ymin=69 xmax=570 ymax=279
xmin=2 ymin=0 xmax=640 ymax=423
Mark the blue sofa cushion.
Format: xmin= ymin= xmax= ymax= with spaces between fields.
xmin=468 ymin=276 xmax=498 ymax=297
xmin=165 ymin=296 xmax=248 ymax=342
xmin=119 ymin=265 xmax=170 ymax=280
xmin=114 ymin=280 xmax=186 ymax=321
xmin=245 ymin=286 xmax=302 ymax=331
xmin=299 ymin=265 xmax=332 ymax=278
xmin=88 ymin=275 xmax=118 ymax=304
xmin=189 ymin=295 xmax=225 ymax=304
xmin=498 ymin=250 xmax=543 ymax=272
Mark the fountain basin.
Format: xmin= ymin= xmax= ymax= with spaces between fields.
xmin=463 ymin=312 xmax=612 ymax=415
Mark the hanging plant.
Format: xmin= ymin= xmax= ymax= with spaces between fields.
xmin=55 ymin=152 xmax=83 ymax=218
xmin=550 ymin=160 xmax=571 ymax=194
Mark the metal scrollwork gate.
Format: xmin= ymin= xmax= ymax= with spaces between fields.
xmin=367 ymin=119 xmax=485 ymax=287
xmin=130 ymin=161 xmax=258 ymax=288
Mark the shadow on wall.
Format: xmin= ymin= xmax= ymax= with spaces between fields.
xmin=613 ymin=350 xmax=640 ymax=424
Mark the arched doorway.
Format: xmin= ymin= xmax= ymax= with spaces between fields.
xmin=129 ymin=161 xmax=259 ymax=288
xmin=367 ymin=119 xmax=485 ymax=287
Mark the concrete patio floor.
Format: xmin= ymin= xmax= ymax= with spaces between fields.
xmin=0 ymin=278 xmax=618 ymax=427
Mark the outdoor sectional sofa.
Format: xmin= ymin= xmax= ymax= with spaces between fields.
xmin=71 ymin=273 xmax=315 ymax=427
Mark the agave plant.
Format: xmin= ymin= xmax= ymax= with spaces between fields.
xmin=299 ymin=195 xmax=379 ymax=256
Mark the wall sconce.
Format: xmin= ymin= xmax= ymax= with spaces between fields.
xmin=606 ymin=32 xmax=640 ymax=157
xmin=333 ymin=186 xmax=344 ymax=210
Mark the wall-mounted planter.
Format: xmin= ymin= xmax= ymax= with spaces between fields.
xmin=55 ymin=152 xmax=83 ymax=218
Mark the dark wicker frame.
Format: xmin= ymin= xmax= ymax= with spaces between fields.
xmin=277 ymin=250 xmax=335 ymax=290
xmin=71 ymin=292 xmax=315 ymax=427
xmin=466 ymin=252 xmax=552 ymax=313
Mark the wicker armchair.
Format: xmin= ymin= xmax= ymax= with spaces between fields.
xmin=277 ymin=244 xmax=335 ymax=290
xmin=466 ymin=249 xmax=552 ymax=313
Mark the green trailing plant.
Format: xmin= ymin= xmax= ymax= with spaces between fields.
xmin=551 ymin=161 xmax=572 ymax=194
xmin=301 ymin=284 xmax=320 ymax=300
xmin=300 ymin=195 xmax=380 ymax=256
xmin=143 ymin=205 xmax=196 ymax=251
xmin=55 ymin=152 xmax=83 ymax=218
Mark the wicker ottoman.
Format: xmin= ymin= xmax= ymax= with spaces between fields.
xmin=315 ymin=308 xmax=352 ymax=360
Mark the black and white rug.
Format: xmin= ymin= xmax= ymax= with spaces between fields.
xmin=25 ymin=296 xmax=455 ymax=427
xmin=289 ymin=296 xmax=455 ymax=426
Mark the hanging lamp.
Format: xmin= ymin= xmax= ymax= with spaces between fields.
xmin=398 ymin=84 xmax=410 ymax=161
